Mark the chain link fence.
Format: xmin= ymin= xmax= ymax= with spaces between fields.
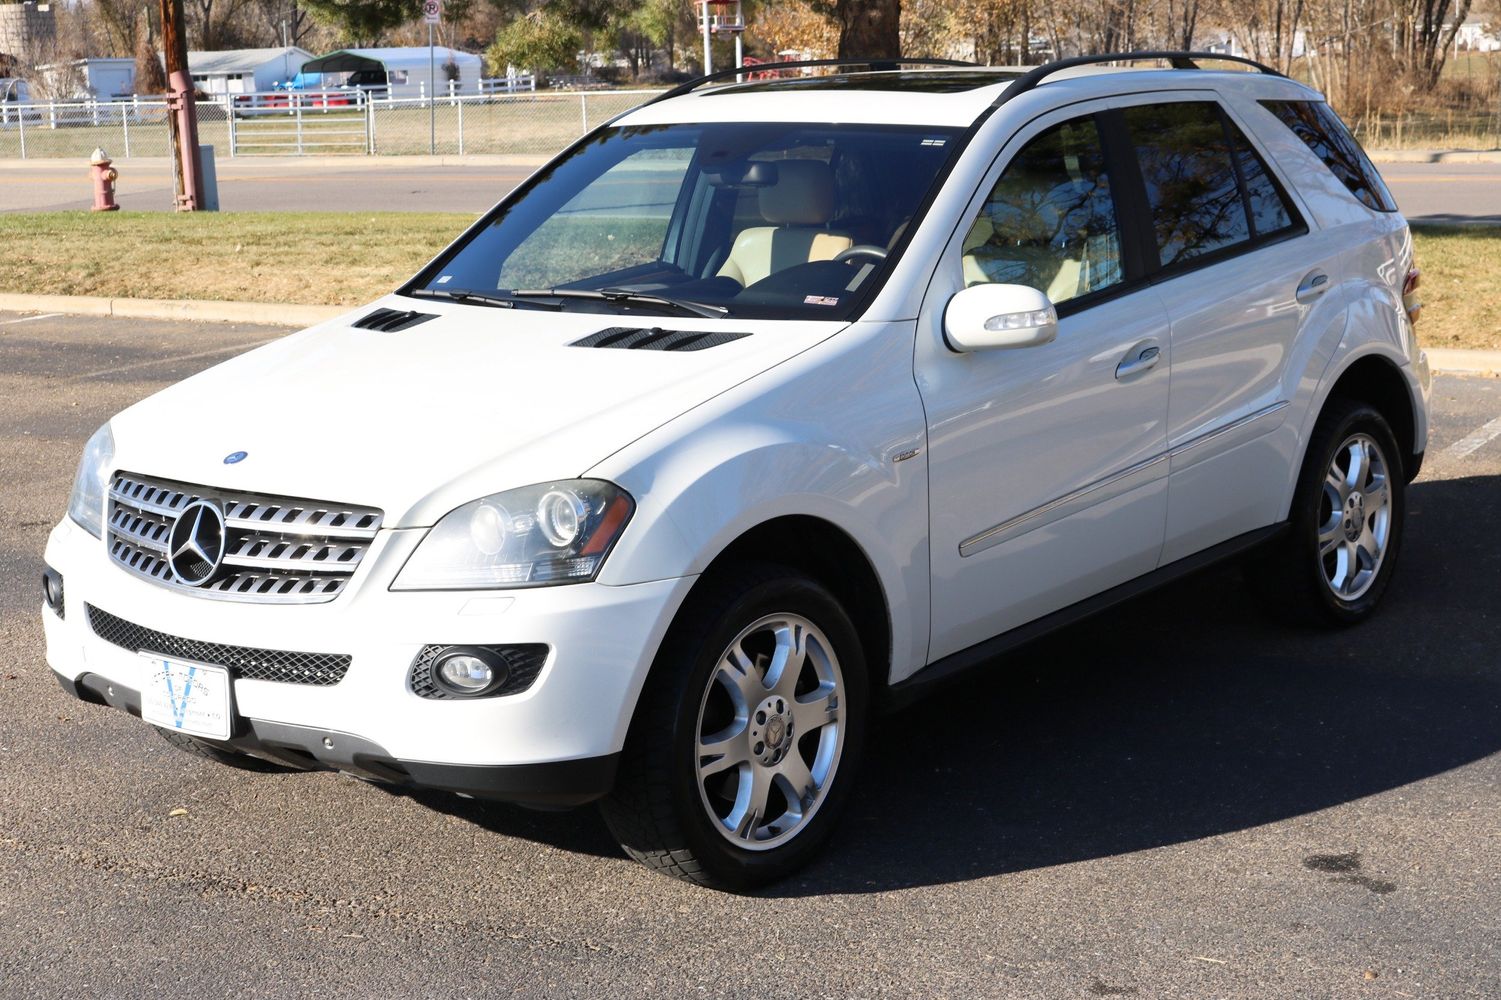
xmin=0 ymin=89 xmax=659 ymax=160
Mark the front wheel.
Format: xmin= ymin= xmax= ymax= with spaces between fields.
xmin=1249 ymin=398 xmax=1406 ymax=625
xmin=600 ymin=565 xmax=867 ymax=890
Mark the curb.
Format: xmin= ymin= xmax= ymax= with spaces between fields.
xmin=3 ymin=294 xmax=1500 ymax=373
xmin=1427 ymin=348 xmax=1501 ymax=375
xmin=0 ymin=292 xmax=347 ymax=328
xmin=1368 ymin=149 xmax=1501 ymax=164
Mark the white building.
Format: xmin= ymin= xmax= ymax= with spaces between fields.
xmin=35 ymin=57 xmax=134 ymax=98
xmin=188 ymin=46 xmax=314 ymax=94
xmin=1455 ymin=17 xmax=1499 ymax=52
xmin=298 ymin=47 xmax=483 ymax=98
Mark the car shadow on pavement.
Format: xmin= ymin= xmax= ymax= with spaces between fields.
xmin=400 ymin=474 xmax=1501 ymax=893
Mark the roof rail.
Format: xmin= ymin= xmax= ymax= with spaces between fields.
xmin=644 ymin=57 xmax=981 ymax=105
xmin=994 ymin=50 xmax=1285 ymax=107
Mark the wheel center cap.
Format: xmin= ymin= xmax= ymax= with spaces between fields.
xmin=750 ymin=695 xmax=794 ymax=765
xmin=1343 ymin=492 xmax=1365 ymax=541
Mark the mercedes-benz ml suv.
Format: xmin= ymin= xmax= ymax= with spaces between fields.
xmin=43 ymin=53 xmax=1429 ymax=890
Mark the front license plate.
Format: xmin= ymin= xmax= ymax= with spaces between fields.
xmin=139 ymin=655 xmax=233 ymax=741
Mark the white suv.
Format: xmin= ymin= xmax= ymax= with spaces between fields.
xmin=44 ymin=53 xmax=1429 ymax=889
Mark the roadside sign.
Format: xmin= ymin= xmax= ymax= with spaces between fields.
xmin=422 ymin=0 xmax=441 ymax=23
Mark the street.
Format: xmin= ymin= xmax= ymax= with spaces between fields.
xmin=1 ymin=157 xmax=1498 ymax=223
xmin=1 ymin=312 xmax=1499 ymax=997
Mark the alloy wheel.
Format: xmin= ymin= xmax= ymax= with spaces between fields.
xmin=693 ymin=613 xmax=845 ymax=851
xmin=1318 ymin=432 xmax=1392 ymax=601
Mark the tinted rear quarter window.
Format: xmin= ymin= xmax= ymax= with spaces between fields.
xmin=1260 ymin=100 xmax=1397 ymax=212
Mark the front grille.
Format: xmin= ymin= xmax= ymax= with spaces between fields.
xmin=107 ymin=471 xmax=383 ymax=605
xmin=87 ymin=604 xmax=350 ymax=686
xmin=408 ymin=644 xmax=550 ymax=699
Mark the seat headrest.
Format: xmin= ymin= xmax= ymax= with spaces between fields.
xmin=759 ymin=160 xmax=836 ymax=226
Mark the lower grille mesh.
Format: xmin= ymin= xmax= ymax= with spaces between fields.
xmin=86 ymin=604 xmax=351 ymax=686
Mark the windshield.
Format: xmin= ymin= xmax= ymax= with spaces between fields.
xmin=408 ymin=121 xmax=963 ymax=321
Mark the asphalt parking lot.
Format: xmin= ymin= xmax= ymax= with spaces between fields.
xmin=2 ymin=312 xmax=1499 ymax=998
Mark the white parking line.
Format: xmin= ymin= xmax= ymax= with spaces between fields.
xmin=69 ymin=340 xmax=280 ymax=381
xmin=0 ymin=312 xmax=62 ymax=326
xmin=1444 ymin=415 xmax=1501 ymax=461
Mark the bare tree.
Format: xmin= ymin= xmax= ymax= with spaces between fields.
xmin=835 ymin=0 xmax=900 ymax=57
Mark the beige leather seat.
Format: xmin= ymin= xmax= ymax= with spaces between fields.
xmin=718 ymin=160 xmax=854 ymax=287
xmin=961 ymin=173 xmax=1086 ymax=303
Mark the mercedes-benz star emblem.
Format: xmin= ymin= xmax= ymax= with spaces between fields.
xmin=168 ymin=500 xmax=226 ymax=586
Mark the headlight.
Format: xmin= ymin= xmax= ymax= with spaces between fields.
xmin=392 ymin=480 xmax=634 ymax=590
xmin=67 ymin=423 xmax=115 ymax=539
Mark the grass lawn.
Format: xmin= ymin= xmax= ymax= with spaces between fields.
xmin=0 ymin=211 xmax=473 ymax=307
xmin=0 ymin=213 xmax=1496 ymax=350
xmin=1411 ymin=224 xmax=1501 ymax=351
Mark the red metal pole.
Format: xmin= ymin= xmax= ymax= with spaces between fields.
xmin=159 ymin=0 xmax=201 ymax=211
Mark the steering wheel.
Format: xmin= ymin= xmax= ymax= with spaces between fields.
xmin=833 ymin=244 xmax=889 ymax=264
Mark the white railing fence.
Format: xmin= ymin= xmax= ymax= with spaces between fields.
xmin=0 ymin=82 xmax=651 ymax=160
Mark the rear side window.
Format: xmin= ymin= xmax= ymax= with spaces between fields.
xmin=1228 ymin=121 xmax=1298 ymax=237
xmin=1124 ymin=102 xmax=1252 ymax=266
xmin=1123 ymin=101 xmax=1303 ymax=270
xmin=1260 ymin=100 xmax=1397 ymax=213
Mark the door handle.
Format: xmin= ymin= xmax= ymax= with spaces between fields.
xmin=1115 ymin=343 xmax=1161 ymax=380
xmin=1296 ymin=270 xmax=1330 ymax=304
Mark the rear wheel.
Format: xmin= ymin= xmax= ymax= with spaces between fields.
xmin=600 ymin=564 xmax=867 ymax=890
xmin=1250 ymin=398 xmax=1406 ymax=625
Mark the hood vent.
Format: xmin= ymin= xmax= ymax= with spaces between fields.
xmin=352 ymin=308 xmax=437 ymax=333
xmin=571 ymin=326 xmax=751 ymax=352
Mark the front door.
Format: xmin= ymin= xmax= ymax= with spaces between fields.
xmin=916 ymin=106 xmax=1173 ymax=663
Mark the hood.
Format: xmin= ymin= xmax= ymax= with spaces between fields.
xmin=109 ymin=297 xmax=843 ymax=527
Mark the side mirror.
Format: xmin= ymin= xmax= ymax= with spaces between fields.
xmin=944 ymin=283 xmax=1058 ymax=352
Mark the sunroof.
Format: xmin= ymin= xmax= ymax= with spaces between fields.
xmin=704 ymin=70 xmax=1021 ymax=95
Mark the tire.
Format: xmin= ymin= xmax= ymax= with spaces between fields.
xmin=153 ymin=726 xmax=297 ymax=773
xmin=600 ymin=563 xmax=868 ymax=890
xmin=1249 ymin=397 xmax=1406 ymax=626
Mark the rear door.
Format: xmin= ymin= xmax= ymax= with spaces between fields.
xmin=1115 ymin=94 xmax=1350 ymax=563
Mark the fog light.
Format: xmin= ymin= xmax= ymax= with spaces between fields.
xmin=42 ymin=566 xmax=64 ymax=617
xmin=431 ymin=647 xmax=509 ymax=696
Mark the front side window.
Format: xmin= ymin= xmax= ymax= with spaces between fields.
xmin=1261 ymin=100 xmax=1397 ymax=212
xmin=959 ymin=115 xmax=1124 ymax=305
xmin=414 ymin=122 xmax=961 ymax=321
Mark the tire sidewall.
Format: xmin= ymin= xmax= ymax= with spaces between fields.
xmin=661 ymin=572 xmax=868 ymax=888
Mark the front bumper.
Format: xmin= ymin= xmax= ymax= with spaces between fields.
xmin=43 ymin=516 xmax=695 ymax=803
xmin=55 ymin=670 xmax=618 ymax=806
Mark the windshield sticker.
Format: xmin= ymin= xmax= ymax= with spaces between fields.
xmin=436 ymin=275 xmax=453 ymax=284
xmin=804 ymin=295 xmax=840 ymax=306
xmin=921 ymin=138 xmax=948 ymax=147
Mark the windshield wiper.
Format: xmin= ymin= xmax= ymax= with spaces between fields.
xmin=407 ymin=288 xmax=562 ymax=311
xmin=510 ymin=287 xmax=729 ymax=319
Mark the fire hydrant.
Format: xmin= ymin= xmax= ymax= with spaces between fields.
xmin=89 ymin=148 xmax=119 ymax=212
